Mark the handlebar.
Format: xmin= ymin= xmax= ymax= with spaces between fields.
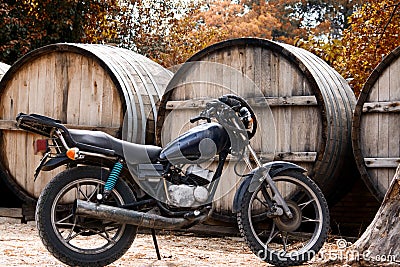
xmin=218 ymin=95 xmax=241 ymax=111
xmin=190 ymin=116 xmax=211 ymax=124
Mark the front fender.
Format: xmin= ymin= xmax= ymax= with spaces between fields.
xmin=232 ymin=161 xmax=306 ymax=213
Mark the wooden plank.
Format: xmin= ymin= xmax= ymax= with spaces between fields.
xmin=388 ymin=52 xmax=400 ymax=189
xmin=270 ymin=151 xmax=317 ymax=162
xmin=79 ymin=55 xmax=91 ymax=125
xmin=250 ymin=47 xmax=263 ymax=153
xmin=0 ymin=120 xmax=120 ymax=136
xmin=362 ymin=101 xmax=400 ymax=113
xmin=18 ymin=70 xmax=30 ymax=197
xmin=33 ymin=56 xmax=48 ymax=197
xmin=54 ymin=52 xmax=68 ymax=121
xmin=364 ymin=158 xmax=400 ymax=168
xmin=165 ymin=95 xmax=318 ymax=110
xmin=66 ymin=53 xmax=82 ymax=124
xmin=361 ymin=81 xmax=380 ymax=191
xmin=0 ymin=208 xmax=23 ymax=218
xmin=377 ymin=66 xmax=391 ymax=191
xmin=216 ymin=151 xmax=317 ymax=163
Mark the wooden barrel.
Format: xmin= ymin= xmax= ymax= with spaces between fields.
xmin=0 ymin=62 xmax=10 ymax=81
xmin=157 ymin=38 xmax=356 ymax=219
xmin=0 ymin=43 xmax=172 ymax=202
xmin=352 ymin=45 xmax=400 ymax=201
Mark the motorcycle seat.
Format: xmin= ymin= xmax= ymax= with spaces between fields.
xmin=69 ymin=129 xmax=162 ymax=163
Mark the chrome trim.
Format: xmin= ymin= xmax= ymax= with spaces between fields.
xmin=54 ymin=130 xmax=70 ymax=150
xmin=79 ymin=151 xmax=117 ymax=160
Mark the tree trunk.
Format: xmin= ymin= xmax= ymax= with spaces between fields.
xmin=348 ymin=164 xmax=400 ymax=266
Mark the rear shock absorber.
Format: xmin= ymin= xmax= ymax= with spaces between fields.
xmin=97 ymin=159 xmax=124 ymax=201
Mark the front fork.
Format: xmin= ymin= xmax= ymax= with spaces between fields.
xmin=244 ymin=145 xmax=293 ymax=219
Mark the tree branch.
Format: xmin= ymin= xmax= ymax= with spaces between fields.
xmin=375 ymin=2 xmax=400 ymax=59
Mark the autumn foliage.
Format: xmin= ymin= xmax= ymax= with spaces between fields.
xmin=291 ymin=0 xmax=400 ymax=95
xmin=0 ymin=0 xmax=126 ymax=65
xmin=342 ymin=0 xmax=400 ymax=95
xmin=0 ymin=0 xmax=399 ymax=95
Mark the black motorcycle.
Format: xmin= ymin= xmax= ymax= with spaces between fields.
xmin=16 ymin=94 xmax=329 ymax=266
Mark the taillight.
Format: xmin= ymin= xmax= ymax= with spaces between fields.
xmin=34 ymin=139 xmax=48 ymax=155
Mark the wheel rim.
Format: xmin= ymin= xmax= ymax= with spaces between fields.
xmin=50 ymin=178 xmax=127 ymax=254
xmin=248 ymin=175 xmax=324 ymax=259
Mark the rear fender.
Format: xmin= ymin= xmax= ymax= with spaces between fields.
xmin=232 ymin=161 xmax=306 ymax=213
xmin=41 ymin=156 xmax=71 ymax=171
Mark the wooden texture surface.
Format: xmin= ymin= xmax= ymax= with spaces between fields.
xmin=0 ymin=44 xmax=172 ymax=201
xmin=352 ymin=45 xmax=400 ymax=201
xmin=157 ymin=38 xmax=356 ymax=219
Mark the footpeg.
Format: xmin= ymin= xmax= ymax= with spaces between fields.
xmin=183 ymin=206 xmax=211 ymax=220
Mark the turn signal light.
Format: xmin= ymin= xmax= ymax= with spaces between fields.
xmin=66 ymin=147 xmax=79 ymax=160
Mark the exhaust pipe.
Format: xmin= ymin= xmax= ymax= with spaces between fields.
xmin=74 ymin=199 xmax=208 ymax=230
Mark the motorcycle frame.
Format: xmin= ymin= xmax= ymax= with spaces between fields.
xmin=43 ymin=129 xmax=293 ymax=219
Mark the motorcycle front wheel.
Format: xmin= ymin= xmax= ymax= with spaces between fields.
xmin=237 ymin=170 xmax=329 ymax=266
xmin=36 ymin=166 xmax=137 ymax=267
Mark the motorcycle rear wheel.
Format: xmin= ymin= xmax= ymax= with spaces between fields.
xmin=237 ymin=170 xmax=329 ymax=266
xmin=36 ymin=166 xmax=137 ymax=266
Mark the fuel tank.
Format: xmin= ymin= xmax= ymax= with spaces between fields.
xmin=159 ymin=122 xmax=229 ymax=164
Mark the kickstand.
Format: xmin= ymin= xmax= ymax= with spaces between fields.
xmin=151 ymin=228 xmax=161 ymax=260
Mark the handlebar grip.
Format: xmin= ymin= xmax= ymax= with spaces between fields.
xmin=190 ymin=116 xmax=211 ymax=123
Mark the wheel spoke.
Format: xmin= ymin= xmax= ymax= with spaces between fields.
xmin=80 ymin=226 xmax=117 ymax=244
xmin=56 ymin=222 xmax=76 ymax=228
xmin=298 ymin=199 xmax=315 ymax=210
xmin=65 ymin=216 xmax=79 ymax=242
xmin=97 ymin=232 xmax=117 ymax=244
xmin=282 ymin=232 xmax=289 ymax=251
xmin=285 ymin=232 xmax=309 ymax=251
xmin=65 ymin=229 xmax=84 ymax=242
xmin=101 ymin=228 xmax=118 ymax=244
xmin=78 ymin=185 xmax=89 ymax=201
xmin=56 ymin=213 xmax=74 ymax=225
xmin=254 ymin=196 xmax=270 ymax=209
xmin=261 ymin=184 xmax=271 ymax=205
xmin=104 ymin=225 xmax=120 ymax=232
xmin=264 ymin=223 xmax=280 ymax=247
xmin=86 ymin=184 xmax=100 ymax=201
xmin=302 ymin=216 xmax=321 ymax=223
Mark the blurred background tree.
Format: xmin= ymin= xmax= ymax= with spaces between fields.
xmin=0 ymin=0 xmax=399 ymax=95
xmin=0 ymin=0 xmax=125 ymax=65
xmin=298 ymin=0 xmax=400 ymax=95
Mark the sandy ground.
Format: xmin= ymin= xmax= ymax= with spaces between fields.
xmin=0 ymin=219 xmax=350 ymax=267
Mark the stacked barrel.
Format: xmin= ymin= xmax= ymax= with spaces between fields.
xmin=352 ymin=45 xmax=400 ymax=201
xmin=157 ymin=38 xmax=356 ymax=220
xmin=0 ymin=44 xmax=172 ymax=202
xmin=0 ymin=40 xmax=398 ymax=228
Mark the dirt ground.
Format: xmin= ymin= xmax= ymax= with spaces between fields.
xmin=0 ymin=219 xmax=350 ymax=267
